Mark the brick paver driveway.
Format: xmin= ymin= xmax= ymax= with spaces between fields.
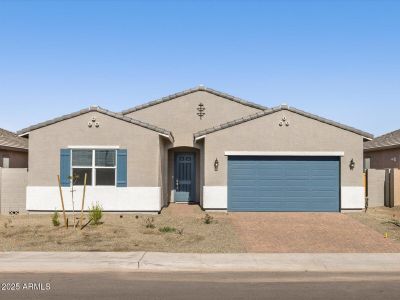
xmin=230 ymin=213 xmax=400 ymax=252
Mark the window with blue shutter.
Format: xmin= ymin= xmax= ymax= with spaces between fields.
xmin=117 ymin=149 xmax=127 ymax=187
xmin=60 ymin=149 xmax=71 ymax=187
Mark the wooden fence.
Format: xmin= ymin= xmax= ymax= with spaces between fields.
xmin=365 ymin=168 xmax=400 ymax=208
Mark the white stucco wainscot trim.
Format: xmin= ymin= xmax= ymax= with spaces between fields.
xmin=202 ymin=186 xmax=227 ymax=210
xmin=224 ymin=151 xmax=345 ymax=157
xmin=26 ymin=186 xmax=162 ymax=212
xmin=341 ymin=186 xmax=364 ymax=210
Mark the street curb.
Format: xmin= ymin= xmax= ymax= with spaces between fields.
xmin=1 ymin=252 xmax=400 ymax=273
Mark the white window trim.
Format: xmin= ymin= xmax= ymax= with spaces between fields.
xmin=71 ymin=149 xmax=117 ymax=187
xmin=224 ymin=151 xmax=345 ymax=157
xmin=68 ymin=145 xmax=120 ymax=149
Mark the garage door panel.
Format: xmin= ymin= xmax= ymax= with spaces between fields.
xmin=228 ymin=156 xmax=340 ymax=212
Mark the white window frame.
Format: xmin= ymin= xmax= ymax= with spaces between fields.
xmin=71 ymin=149 xmax=117 ymax=187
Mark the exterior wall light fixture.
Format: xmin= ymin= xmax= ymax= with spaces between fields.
xmin=214 ymin=158 xmax=219 ymax=171
xmin=349 ymin=159 xmax=355 ymax=170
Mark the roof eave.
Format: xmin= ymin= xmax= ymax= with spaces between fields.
xmin=16 ymin=106 xmax=173 ymax=139
xmin=0 ymin=145 xmax=28 ymax=152
xmin=364 ymin=144 xmax=400 ymax=152
xmin=193 ymin=105 xmax=373 ymax=140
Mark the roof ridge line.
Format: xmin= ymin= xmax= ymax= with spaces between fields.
xmin=121 ymin=86 xmax=267 ymax=115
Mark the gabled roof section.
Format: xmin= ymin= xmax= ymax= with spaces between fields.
xmin=194 ymin=105 xmax=374 ymax=140
xmin=121 ymin=85 xmax=267 ymax=115
xmin=17 ymin=106 xmax=174 ymax=142
xmin=0 ymin=128 xmax=28 ymax=150
xmin=364 ymin=129 xmax=400 ymax=151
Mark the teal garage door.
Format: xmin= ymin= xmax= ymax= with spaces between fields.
xmin=228 ymin=156 xmax=340 ymax=212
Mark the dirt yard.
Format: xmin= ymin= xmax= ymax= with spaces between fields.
xmin=1 ymin=204 xmax=400 ymax=252
xmin=0 ymin=205 xmax=244 ymax=252
xmin=349 ymin=206 xmax=400 ymax=243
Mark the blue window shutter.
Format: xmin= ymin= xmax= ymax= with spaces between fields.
xmin=60 ymin=149 xmax=71 ymax=187
xmin=117 ymin=149 xmax=127 ymax=187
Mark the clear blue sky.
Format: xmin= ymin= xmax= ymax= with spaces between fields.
xmin=0 ymin=0 xmax=399 ymax=136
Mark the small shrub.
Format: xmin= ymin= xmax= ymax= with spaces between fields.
xmin=52 ymin=211 xmax=60 ymax=227
xmin=202 ymin=214 xmax=213 ymax=224
xmin=144 ymin=217 xmax=155 ymax=229
xmin=89 ymin=202 xmax=103 ymax=225
xmin=159 ymin=226 xmax=176 ymax=233
xmin=176 ymin=228 xmax=184 ymax=235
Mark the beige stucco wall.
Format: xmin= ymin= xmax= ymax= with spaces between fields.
xmin=366 ymin=169 xmax=385 ymax=207
xmin=0 ymin=168 xmax=28 ymax=214
xmin=125 ymin=91 xmax=262 ymax=147
xmin=364 ymin=148 xmax=400 ymax=169
xmin=0 ymin=149 xmax=28 ymax=168
xmin=202 ymin=110 xmax=364 ymax=187
xmin=28 ymin=111 xmax=165 ymax=187
xmin=159 ymin=136 xmax=169 ymax=207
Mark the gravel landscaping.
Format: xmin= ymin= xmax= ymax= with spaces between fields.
xmin=1 ymin=204 xmax=399 ymax=253
xmin=0 ymin=205 xmax=244 ymax=252
xmin=349 ymin=206 xmax=400 ymax=243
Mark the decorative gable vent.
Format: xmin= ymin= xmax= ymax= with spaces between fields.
xmin=197 ymin=103 xmax=206 ymax=120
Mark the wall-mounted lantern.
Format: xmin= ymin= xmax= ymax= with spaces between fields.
xmin=214 ymin=158 xmax=219 ymax=171
xmin=349 ymin=159 xmax=355 ymax=170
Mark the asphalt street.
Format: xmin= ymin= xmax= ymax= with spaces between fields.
xmin=1 ymin=271 xmax=399 ymax=300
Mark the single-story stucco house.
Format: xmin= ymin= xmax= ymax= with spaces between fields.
xmin=17 ymin=86 xmax=373 ymax=213
xmin=364 ymin=129 xmax=400 ymax=170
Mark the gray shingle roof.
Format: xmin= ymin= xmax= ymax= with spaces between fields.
xmin=364 ymin=129 xmax=400 ymax=151
xmin=17 ymin=106 xmax=174 ymax=142
xmin=121 ymin=85 xmax=267 ymax=115
xmin=0 ymin=128 xmax=28 ymax=150
xmin=194 ymin=105 xmax=374 ymax=140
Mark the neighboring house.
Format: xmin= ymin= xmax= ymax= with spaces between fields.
xmin=0 ymin=128 xmax=28 ymax=168
xmin=364 ymin=129 xmax=400 ymax=169
xmin=17 ymin=86 xmax=373 ymax=213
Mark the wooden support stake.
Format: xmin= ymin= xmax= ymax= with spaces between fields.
xmin=57 ymin=175 xmax=68 ymax=227
xmin=80 ymin=173 xmax=87 ymax=228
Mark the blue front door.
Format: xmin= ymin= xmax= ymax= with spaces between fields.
xmin=174 ymin=153 xmax=196 ymax=202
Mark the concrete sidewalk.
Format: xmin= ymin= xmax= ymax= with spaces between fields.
xmin=1 ymin=252 xmax=400 ymax=273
